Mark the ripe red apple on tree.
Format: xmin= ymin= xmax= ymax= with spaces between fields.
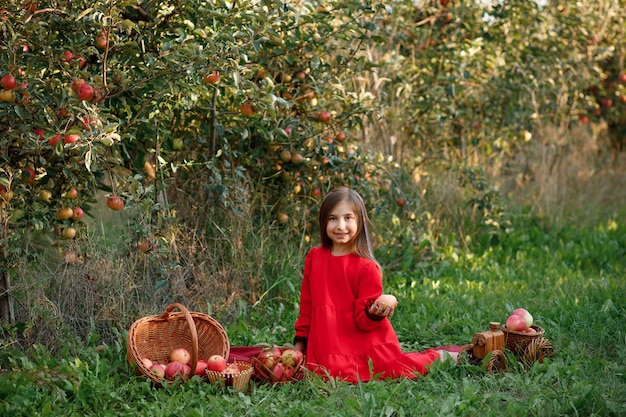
xmin=95 ymin=30 xmax=108 ymax=50
xmin=72 ymin=207 xmax=84 ymax=221
xmin=335 ymin=132 xmax=346 ymax=142
xmin=57 ymin=207 xmax=74 ymax=220
xmin=206 ymin=354 xmax=227 ymax=372
xmin=76 ymin=82 xmax=95 ymax=101
xmin=170 ymin=347 xmax=191 ymax=365
xmin=64 ymin=133 xmax=80 ymax=144
xmin=203 ymin=70 xmax=219 ymax=84
xmin=106 ymin=195 xmax=124 ymax=211
xmin=48 ymin=134 xmax=61 ymax=146
xmin=619 ymin=73 xmax=626 ymax=83
xmin=62 ymin=51 xmax=74 ymax=62
xmin=1 ymin=74 xmax=16 ymax=90
xmin=316 ymin=110 xmax=332 ymax=123
xmin=0 ymin=186 xmax=14 ymax=203
xmin=65 ymin=188 xmax=78 ymax=199
xmin=240 ymin=102 xmax=255 ymax=117
xmin=23 ymin=168 xmax=36 ymax=184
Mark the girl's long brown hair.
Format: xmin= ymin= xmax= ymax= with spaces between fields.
xmin=318 ymin=187 xmax=379 ymax=267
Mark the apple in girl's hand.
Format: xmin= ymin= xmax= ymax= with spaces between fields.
xmin=206 ymin=354 xmax=227 ymax=372
xmin=511 ymin=308 xmax=533 ymax=328
xmin=505 ymin=314 xmax=527 ymax=332
xmin=376 ymin=294 xmax=398 ymax=308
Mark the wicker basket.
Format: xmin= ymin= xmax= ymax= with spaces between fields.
xmin=206 ymin=361 xmax=254 ymax=391
xmin=127 ymin=303 xmax=230 ymax=385
xmin=502 ymin=325 xmax=545 ymax=353
xmin=250 ymin=344 xmax=306 ymax=384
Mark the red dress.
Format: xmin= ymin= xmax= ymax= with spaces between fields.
xmin=294 ymin=247 xmax=440 ymax=383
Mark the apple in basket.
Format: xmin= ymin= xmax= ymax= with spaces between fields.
xmin=149 ymin=363 xmax=166 ymax=379
xmin=140 ymin=358 xmax=153 ymax=369
xmin=511 ymin=308 xmax=534 ymax=329
xmin=206 ymin=354 xmax=227 ymax=372
xmin=222 ymin=363 xmax=241 ymax=375
xmin=170 ymin=347 xmax=191 ymax=365
xmin=194 ymin=359 xmax=208 ymax=376
xmin=165 ymin=361 xmax=191 ymax=380
xmin=505 ymin=314 xmax=527 ymax=332
xmin=281 ymin=349 xmax=300 ymax=368
xmin=270 ymin=362 xmax=286 ymax=383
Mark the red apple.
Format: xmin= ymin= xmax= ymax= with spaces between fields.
xmin=222 ymin=363 xmax=240 ymax=375
xmin=206 ymin=354 xmax=227 ymax=372
xmin=277 ymin=212 xmax=289 ymax=223
xmin=170 ymin=347 xmax=191 ymax=365
xmin=270 ymin=362 xmax=286 ymax=382
xmin=0 ymin=186 xmax=13 ymax=202
xmin=312 ymin=188 xmax=322 ymax=198
xmin=149 ymin=363 xmax=166 ymax=379
xmin=579 ymin=115 xmax=590 ymax=124
xmin=106 ymin=195 xmax=124 ymax=211
xmin=280 ymin=349 xmax=299 ymax=368
xmin=316 ymin=111 xmax=332 ymax=123
xmin=204 ymin=70 xmax=219 ymax=84
xmin=57 ymin=207 xmax=74 ymax=220
xmin=62 ymin=51 xmax=74 ymax=62
xmin=65 ymin=188 xmax=78 ymax=199
xmin=72 ymin=207 xmax=84 ymax=221
xmin=194 ymin=359 xmax=208 ymax=376
xmin=377 ymin=294 xmax=398 ymax=308
xmin=505 ymin=314 xmax=526 ymax=332
xmin=140 ymin=358 xmax=153 ymax=369
xmin=240 ymin=102 xmax=255 ymax=117
xmin=1 ymin=74 xmax=16 ymax=90
xmin=76 ymin=83 xmax=95 ymax=101
xmin=511 ymin=308 xmax=533 ymax=328
xmin=619 ymin=73 xmax=626 ymax=83
xmin=396 ymin=198 xmax=406 ymax=207
xmin=48 ymin=133 xmax=61 ymax=146
xmin=335 ymin=132 xmax=346 ymax=142
xmin=23 ymin=167 xmax=36 ymax=184
xmin=165 ymin=361 xmax=191 ymax=380
xmin=256 ymin=350 xmax=276 ymax=371
xmin=96 ymin=31 xmax=108 ymax=50
xmin=64 ymin=134 xmax=80 ymax=144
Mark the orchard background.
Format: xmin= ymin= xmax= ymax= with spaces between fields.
xmin=1 ymin=0 xmax=625 ymax=363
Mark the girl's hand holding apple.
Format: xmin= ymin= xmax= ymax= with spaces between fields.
xmin=369 ymin=294 xmax=398 ymax=318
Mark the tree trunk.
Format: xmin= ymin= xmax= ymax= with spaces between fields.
xmin=0 ymin=206 xmax=14 ymax=324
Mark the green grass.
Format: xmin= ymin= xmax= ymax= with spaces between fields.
xmin=1 ymin=219 xmax=624 ymax=417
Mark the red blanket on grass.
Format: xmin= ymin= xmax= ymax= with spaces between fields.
xmin=228 ymin=345 xmax=465 ymax=365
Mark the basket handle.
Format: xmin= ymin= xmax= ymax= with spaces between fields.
xmin=162 ymin=303 xmax=198 ymax=380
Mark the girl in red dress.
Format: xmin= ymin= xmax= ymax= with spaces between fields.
xmin=293 ymin=187 xmax=454 ymax=383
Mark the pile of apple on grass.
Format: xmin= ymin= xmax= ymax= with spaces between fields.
xmin=127 ymin=303 xmax=305 ymax=391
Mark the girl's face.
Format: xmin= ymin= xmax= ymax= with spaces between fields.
xmin=325 ymin=200 xmax=359 ymax=255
